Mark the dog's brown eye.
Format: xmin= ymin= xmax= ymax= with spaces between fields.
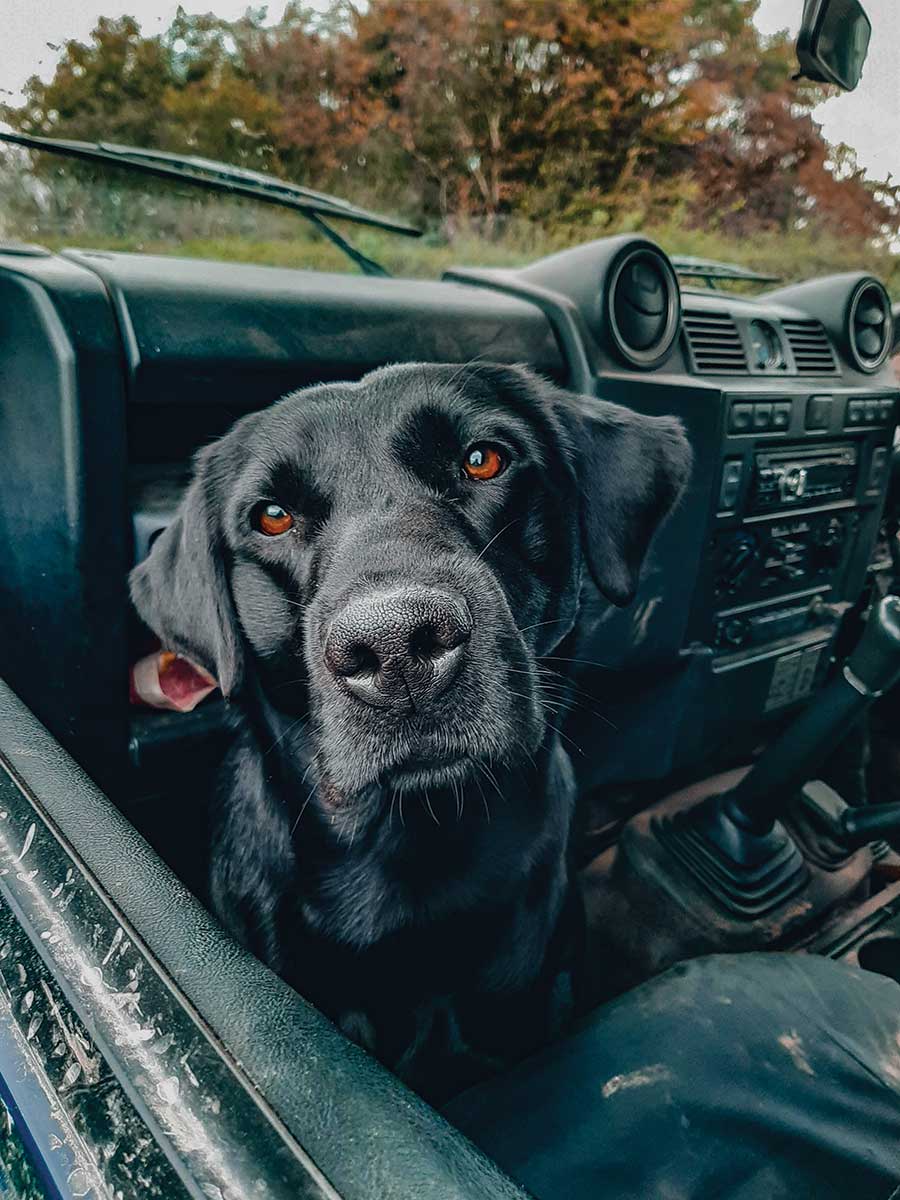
xmin=463 ymin=444 xmax=506 ymax=481
xmin=254 ymin=503 xmax=294 ymax=536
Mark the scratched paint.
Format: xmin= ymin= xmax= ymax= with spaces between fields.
xmin=0 ymin=761 xmax=334 ymax=1200
xmin=0 ymin=897 xmax=187 ymax=1199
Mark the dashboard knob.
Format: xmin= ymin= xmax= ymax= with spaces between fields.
xmin=723 ymin=617 xmax=748 ymax=647
xmin=810 ymin=516 xmax=845 ymax=567
xmin=715 ymin=531 xmax=760 ymax=597
xmin=779 ymin=466 xmax=807 ymax=501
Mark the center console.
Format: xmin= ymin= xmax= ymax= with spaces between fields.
xmin=699 ymin=390 xmax=895 ymax=715
xmin=708 ymin=394 xmax=892 ymax=650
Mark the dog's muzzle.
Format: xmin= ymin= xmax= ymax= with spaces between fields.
xmin=323 ymin=585 xmax=472 ymax=712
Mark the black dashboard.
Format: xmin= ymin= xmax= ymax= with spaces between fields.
xmin=0 ymin=234 xmax=895 ymax=805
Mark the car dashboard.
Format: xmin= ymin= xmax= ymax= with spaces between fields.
xmin=0 ymin=235 xmax=896 ymax=814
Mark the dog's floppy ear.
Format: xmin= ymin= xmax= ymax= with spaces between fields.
xmin=569 ymin=395 xmax=692 ymax=606
xmin=445 ymin=363 xmax=691 ymax=608
xmin=130 ymin=443 xmax=244 ymax=698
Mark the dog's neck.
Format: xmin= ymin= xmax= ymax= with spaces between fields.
xmin=241 ymin=685 xmax=576 ymax=951
xmin=300 ymin=741 xmax=574 ymax=951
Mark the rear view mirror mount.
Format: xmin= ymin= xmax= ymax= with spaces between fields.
xmin=796 ymin=0 xmax=871 ymax=91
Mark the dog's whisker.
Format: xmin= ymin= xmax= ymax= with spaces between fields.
xmin=423 ymin=790 xmax=440 ymax=827
xmin=472 ymin=772 xmax=492 ymax=824
xmin=533 ymin=678 xmax=618 ymax=729
xmin=290 ymin=786 xmax=315 ymax=836
xmin=264 ymin=713 xmax=310 ymax=756
xmin=544 ymin=719 xmax=586 ymax=757
xmin=474 ymin=518 xmax=522 ymax=564
xmin=296 ymin=759 xmax=316 ymax=793
xmin=539 ymin=655 xmax=619 ymax=671
xmin=472 ymin=758 xmax=505 ymax=805
xmin=516 ymin=617 xmax=573 ymax=634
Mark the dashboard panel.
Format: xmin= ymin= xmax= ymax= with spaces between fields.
xmin=0 ymin=236 xmax=895 ymax=804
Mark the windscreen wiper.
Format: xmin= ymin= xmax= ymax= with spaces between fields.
xmin=0 ymin=131 xmax=422 ymax=277
xmin=671 ymin=255 xmax=781 ymax=290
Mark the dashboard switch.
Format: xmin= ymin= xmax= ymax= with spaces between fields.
xmin=719 ymin=459 xmax=744 ymax=510
xmin=771 ymin=402 xmax=792 ymax=430
xmin=846 ymin=399 xmax=864 ymax=426
xmin=805 ymin=395 xmax=832 ymax=430
xmin=730 ymin=403 xmax=753 ymax=434
xmin=869 ymin=446 xmax=889 ymax=490
xmin=753 ymin=402 xmax=773 ymax=430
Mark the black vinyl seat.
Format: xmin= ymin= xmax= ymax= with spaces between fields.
xmin=445 ymin=952 xmax=900 ymax=1200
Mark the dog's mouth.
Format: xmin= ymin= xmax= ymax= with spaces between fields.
xmin=381 ymin=753 xmax=474 ymax=794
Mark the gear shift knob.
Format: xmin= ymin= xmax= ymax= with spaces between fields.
xmin=652 ymin=597 xmax=900 ymax=920
xmin=725 ymin=596 xmax=900 ymax=834
xmin=845 ymin=595 xmax=900 ymax=697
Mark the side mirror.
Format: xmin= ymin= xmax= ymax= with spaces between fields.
xmin=796 ymin=0 xmax=871 ymax=91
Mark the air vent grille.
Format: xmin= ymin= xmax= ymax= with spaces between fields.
xmin=683 ymin=312 xmax=748 ymax=373
xmin=782 ymin=318 xmax=838 ymax=375
xmin=607 ymin=246 xmax=680 ymax=369
xmin=849 ymin=281 xmax=891 ymax=372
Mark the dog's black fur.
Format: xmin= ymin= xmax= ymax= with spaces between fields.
xmin=130 ymin=363 xmax=690 ymax=1101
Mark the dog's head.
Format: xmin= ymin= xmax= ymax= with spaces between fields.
xmin=131 ymin=364 xmax=690 ymax=806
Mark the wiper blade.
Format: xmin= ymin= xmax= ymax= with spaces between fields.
xmin=0 ymin=131 xmax=422 ymax=277
xmin=671 ymin=255 xmax=780 ymax=288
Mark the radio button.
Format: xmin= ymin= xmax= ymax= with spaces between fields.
xmin=880 ymin=399 xmax=895 ymax=423
xmin=771 ymin=402 xmax=791 ymax=430
xmin=752 ymin=402 xmax=772 ymax=430
xmin=730 ymin=403 xmax=754 ymax=434
xmin=865 ymin=399 xmax=880 ymax=423
xmin=805 ymin=395 xmax=832 ymax=430
xmin=846 ymin=399 xmax=864 ymax=426
xmin=869 ymin=446 xmax=889 ymax=489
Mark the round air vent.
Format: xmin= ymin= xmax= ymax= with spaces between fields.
xmin=848 ymin=278 xmax=893 ymax=372
xmin=606 ymin=245 xmax=680 ymax=369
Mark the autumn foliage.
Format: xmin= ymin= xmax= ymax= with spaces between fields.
xmin=4 ymin=0 xmax=897 ymax=242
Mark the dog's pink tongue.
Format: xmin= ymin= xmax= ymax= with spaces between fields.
xmin=130 ymin=650 xmax=218 ymax=712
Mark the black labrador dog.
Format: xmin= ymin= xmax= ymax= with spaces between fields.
xmin=131 ymin=363 xmax=690 ymax=1100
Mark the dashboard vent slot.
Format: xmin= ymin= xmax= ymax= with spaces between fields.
xmin=683 ymin=312 xmax=748 ymax=373
xmin=782 ymin=318 xmax=838 ymax=375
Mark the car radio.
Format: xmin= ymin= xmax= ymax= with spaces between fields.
xmin=682 ymin=389 xmax=899 ymax=695
xmin=751 ymin=444 xmax=857 ymax=512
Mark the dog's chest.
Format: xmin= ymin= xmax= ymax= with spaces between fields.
xmin=328 ymin=913 xmax=573 ymax=1104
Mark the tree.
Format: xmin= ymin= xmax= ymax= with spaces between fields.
xmin=4 ymin=16 xmax=172 ymax=145
xmin=2 ymin=0 xmax=896 ymax=244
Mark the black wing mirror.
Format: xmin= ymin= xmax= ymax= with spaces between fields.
xmin=796 ymin=0 xmax=871 ymax=91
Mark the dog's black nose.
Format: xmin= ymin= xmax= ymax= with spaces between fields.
xmin=324 ymin=586 xmax=472 ymax=709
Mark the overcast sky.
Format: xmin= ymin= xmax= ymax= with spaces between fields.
xmin=3 ymin=0 xmax=899 ymax=184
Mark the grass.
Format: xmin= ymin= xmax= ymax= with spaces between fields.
xmin=29 ymin=220 xmax=899 ymax=295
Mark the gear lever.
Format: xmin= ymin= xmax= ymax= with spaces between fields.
xmin=654 ymin=596 xmax=900 ymax=916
